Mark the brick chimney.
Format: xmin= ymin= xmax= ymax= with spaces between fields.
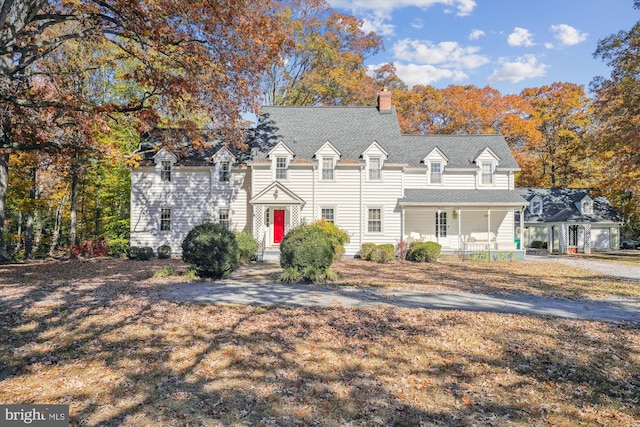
xmin=377 ymin=86 xmax=392 ymax=113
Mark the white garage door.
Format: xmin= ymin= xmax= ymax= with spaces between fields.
xmin=591 ymin=228 xmax=611 ymax=250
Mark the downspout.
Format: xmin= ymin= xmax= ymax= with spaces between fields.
xmin=312 ymin=160 xmax=316 ymax=221
xmin=519 ymin=207 xmax=524 ymax=255
xmin=457 ymin=208 xmax=461 ymax=251
xmin=359 ymin=163 xmax=364 ymax=252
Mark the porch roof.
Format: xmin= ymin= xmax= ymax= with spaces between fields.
xmin=399 ymin=189 xmax=528 ymax=207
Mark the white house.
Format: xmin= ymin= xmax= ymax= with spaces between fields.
xmin=517 ymin=188 xmax=621 ymax=253
xmin=131 ymin=89 xmax=529 ymax=259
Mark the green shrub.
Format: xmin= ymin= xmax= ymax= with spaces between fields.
xmin=183 ymin=268 xmax=198 ymax=280
xmin=374 ymin=244 xmax=395 ymax=263
xmin=280 ymin=224 xmax=336 ymax=279
xmin=235 ymin=232 xmax=258 ymax=263
xmin=108 ymin=238 xmax=129 ymax=258
xmin=530 ymin=240 xmax=547 ymax=249
xmin=153 ymin=265 xmax=175 ymax=278
xmin=182 ymin=222 xmax=239 ymax=279
xmin=137 ymin=246 xmax=155 ymax=261
xmin=279 ymin=267 xmax=302 ymax=283
xmin=407 ymin=241 xmax=441 ymax=262
xmin=157 ymin=245 xmax=172 ymax=259
xmin=360 ymin=243 xmax=377 ymax=260
xmin=311 ymin=219 xmax=349 ymax=258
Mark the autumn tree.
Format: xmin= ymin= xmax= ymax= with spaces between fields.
xmin=520 ymin=82 xmax=592 ymax=188
xmin=592 ymin=1 xmax=640 ymax=236
xmin=0 ymin=0 xmax=289 ymax=258
xmin=264 ymin=0 xmax=382 ymax=106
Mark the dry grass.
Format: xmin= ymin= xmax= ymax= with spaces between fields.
xmin=0 ymin=258 xmax=639 ymax=426
xmin=572 ymin=250 xmax=640 ymax=266
xmin=332 ymin=257 xmax=640 ymax=299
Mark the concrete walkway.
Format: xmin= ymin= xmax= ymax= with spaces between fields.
xmin=162 ymin=262 xmax=640 ymax=323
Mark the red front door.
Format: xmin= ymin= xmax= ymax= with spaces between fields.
xmin=274 ymin=209 xmax=285 ymax=244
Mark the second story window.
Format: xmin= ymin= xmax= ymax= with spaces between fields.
xmin=276 ymin=157 xmax=288 ymax=180
xmin=161 ymin=160 xmax=172 ymax=182
xmin=430 ymin=162 xmax=442 ymax=184
xmin=530 ymin=198 xmax=542 ymax=215
xmin=322 ymin=157 xmax=334 ymax=180
xmin=369 ymin=157 xmax=381 ymax=180
xmin=481 ymin=163 xmax=494 ymax=185
xmin=582 ymin=200 xmax=593 ymax=215
xmin=219 ymin=161 xmax=230 ymax=182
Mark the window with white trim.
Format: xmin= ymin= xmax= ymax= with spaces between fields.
xmin=368 ymin=208 xmax=382 ymax=233
xmin=161 ymin=160 xmax=172 ymax=182
xmin=219 ymin=161 xmax=230 ymax=182
xmin=322 ymin=157 xmax=334 ymax=180
xmin=435 ymin=212 xmax=447 ymax=238
xmin=582 ymin=200 xmax=593 ymax=214
xmin=430 ymin=162 xmax=442 ymax=184
xmin=369 ymin=157 xmax=382 ymax=180
xmin=481 ymin=163 xmax=494 ymax=184
xmin=219 ymin=208 xmax=230 ymax=230
xmin=530 ymin=198 xmax=542 ymax=215
xmin=321 ymin=207 xmax=335 ymax=224
xmin=276 ymin=157 xmax=288 ymax=180
xmin=160 ymin=208 xmax=171 ymax=231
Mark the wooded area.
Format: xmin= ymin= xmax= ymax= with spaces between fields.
xmin=0 ymin=0 xmax=638 ymax=260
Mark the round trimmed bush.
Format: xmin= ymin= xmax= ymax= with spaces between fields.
xmin=374 ymin=244 xmax=395 ymax=263
xmin=182 ymin=222 xmax=239 ymax=279
xmin=312 ymin=219 xmax=349 ymax=258
xmin=360 ymin=243 xmax=377 ymax=260
xmin=280 ymin=224 xmax=336 ymax=275
xmin=157 ymin=245 xmax=172 ymax=259
xmin=407 ymin=241 xmax=441 ymax=262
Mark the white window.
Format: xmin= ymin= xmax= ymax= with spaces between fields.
xmin=481 ymin=163 xmax=494 ymax=185
xmin=436 ymin=212 xmax=447 ymax=238
xmin=582 ymin=200 xmax=593 ymax=214
xmin=430 ymin=162 xmax=442 ymax=184
xmin=322 ymin=157 xmax=334 ymax=180
xmin=161 ymin=160 xmax=171 ymax=182
xmin=276 ymin=157 xmax=288 ymax=180
xmin=219 ymin=161 xmax=230 ymax=182
xmin=321 ymin=208 xmax=335 ymax=224
xmin=219 ymin=208 xmax=230 ymax=230
xmin=368 ymin=208 xmax=382 ymax=233
xmin=530 ymin=198 xmax=542 ymax=215
xmin=369 ymin=157 xmax=381 ymax=180
xmin=160 ymin=208 xmax=171 ymax=231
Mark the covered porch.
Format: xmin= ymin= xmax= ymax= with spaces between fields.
xmin=399 ymin=189 xmax=528 ymax=260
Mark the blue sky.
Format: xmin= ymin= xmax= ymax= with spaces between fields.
xmin=327 ymin=0 xmax=638 ymax=95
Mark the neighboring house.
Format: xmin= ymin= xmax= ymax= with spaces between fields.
xmin=517 ymin=188 xmax=622 ymax=253
xmin=131 ymin=89 xmax=529 ymax=259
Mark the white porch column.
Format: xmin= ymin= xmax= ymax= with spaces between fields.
xmin=487 ymin=208 xmax=491 ymax=261
xmin=584 ymin=223 xmax=592 ymax=254
xmin=253 ymin=205 xmax=264 ymax=242
xmin=547 ymin=225 xmax=553 ymax=253
xmin=401 ymin=206 xmax=405 ymax=242
xmin=457 ymin=208 xmax=461 ymax=250
xmin=519 ymin=208 xmax=524 ymax=252
xmin=559 ymin=223 xmax=568 ymax=254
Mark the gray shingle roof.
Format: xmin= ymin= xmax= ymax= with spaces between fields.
xmin=251 ymin=106 xmax=520 ymax=169
xmin=517 ymin=188 xmax=621 ymax=224
xmin=400 ymin=189 xmax=528 ymax=206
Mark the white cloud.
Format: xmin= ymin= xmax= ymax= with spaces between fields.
xmin=544 ymin=42 xmax=554 ymax=49
xmin=488 ymin=55 xmax=548 ymax=83
xmin=370 ymin=62 xmax=468 ymax=87
xmin=507 ymin=27 xmax=535 ymax=47
xmin=393 ymin=38 xmax=489 ymax=69
xmin=550 ymin=24 xmax=588 ymax=46
xmin=469 ymin=29 xmax=485 ymax=40
xmin=411 ymin=18 xmax=424 ymax=29
xmin=361 ymin=14 xmax=396 ymax=36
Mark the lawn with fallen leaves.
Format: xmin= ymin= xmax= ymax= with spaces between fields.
xmin=0 ymin=258 xmax=639 ymax=426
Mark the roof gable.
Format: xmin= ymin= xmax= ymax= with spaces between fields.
xmin=362 ymin=141 xmax=388 ymax=159
xmin=153 ymin=148 xmax=178 ymax=164
xmin=475 ymin=146 xmax=501 ymax=163
xmin=517 ymin=188 xmax=620 ymax=224
xmin=212 ymin=146 xmax=237 ymax=163
xmin=422 ymin=147 xmax=449 ymax=164
xmin=314 ymin=141 xmax=342 ymax=158
xmin=250 ymin=182 xmax=305 ymax=206
xmin=267 ymin=141 xmax=295 ymax=158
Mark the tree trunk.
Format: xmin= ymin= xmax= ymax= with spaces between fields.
xmin=70 ymin=168 xmax=78 ymax=258
xmin=49 ymin=196 xmax=66 ymax=257
xmin=0 ymin=152 xmax=8 ymax=261
xmin=24 ymin=166 xmax=36 ymax=259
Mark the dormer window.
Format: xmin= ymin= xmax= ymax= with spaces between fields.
xmin=276 ymin=157 xmax=288 ymax=180
xmin=582 ymin=199 xmax=593 ymax=215
xmin=369 ymin=157 xmax=382 ymax=180
xmin=322 ymin=157 xmax=334 ymax=180
xmin=430 ymin=162 xmax=442 ymax=184
xmin=481 ymin=163 xmax=494 ymax=185
xmin=161 ymin=160 xmax=172 ymax=182
xmin=219 ymin=161 xmax=230 ymax=182
xmin=530 ymin=198 xmax=543 ymax=215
